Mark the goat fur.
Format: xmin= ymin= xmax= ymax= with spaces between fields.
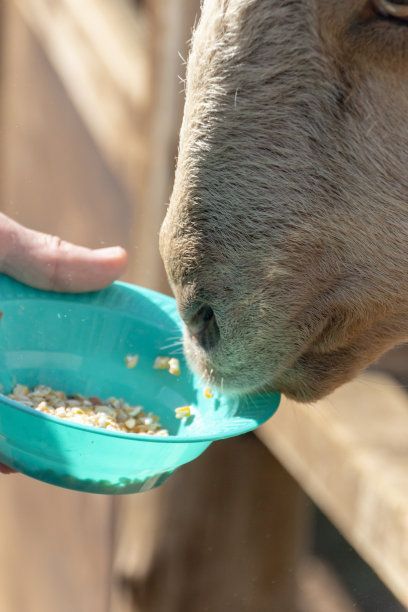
xmin=160 ymin=0 xmax=408 ymax=401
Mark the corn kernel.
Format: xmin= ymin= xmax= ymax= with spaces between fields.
xmin=204 ymin=387 xmax=212 ymax=398
xmin=126 ymin=405 xmax=142 ymax=417
xmin=71 ymin=408 xmax=84 ymax=415
xmin=168 ymin=358 xmax=180 ymax=376
xmin=96 ymin=414 xmax=108 ymax=427
xmin=125 ymin=417 xmax=136 ymax=429
xmin=175 ymin=405 xmax=191 ymax=419
xmin=125 ymin=354 xmax=139 ymax=369
xmin=6 ymin=384 xmax=168 ymax=437
xmin=153 ymin=356 xmax=170 ymax=369
xmin=14 ymin=384 xmax=29 ymax=397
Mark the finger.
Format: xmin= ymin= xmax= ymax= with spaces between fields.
xmin=0 ymin=214 xmax=128 ymax=292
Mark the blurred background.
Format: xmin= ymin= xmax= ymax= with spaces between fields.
xmin=0 ymin=1 xmax=407 ymax=611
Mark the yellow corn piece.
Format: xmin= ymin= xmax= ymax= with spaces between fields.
xmin=125 ymin=354 xmax=139 ymax=369
xmin=203 ymin=387 xmax=212 ymax=398
xmin=175 ymin=405 xmax=191 ymax=419
xmin=168 ymin=358 xmax=180 ymax=376
xmin=153 ymin=356 xmax=170 ymax=370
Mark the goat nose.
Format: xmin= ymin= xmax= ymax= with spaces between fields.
xmin=184 ymin=304 xmax=220 ymax=350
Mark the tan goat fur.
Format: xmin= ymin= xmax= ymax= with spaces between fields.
xmin=160 ymin=0 xmax=408 ymax=401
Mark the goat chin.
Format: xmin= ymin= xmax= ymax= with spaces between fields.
xmin=160 ymin=0 xmax=408 ymax=400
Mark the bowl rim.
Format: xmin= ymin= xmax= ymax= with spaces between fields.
xmin=0 ymin=390 xmax=280 ymax=443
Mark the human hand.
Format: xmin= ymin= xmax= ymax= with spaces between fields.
xmin=0 ymin=212 xmax=128 ymax=474
xmin=0 ymin=213 xmax=128 ymax=292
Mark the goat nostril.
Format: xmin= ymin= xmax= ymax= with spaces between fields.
xmin=186 ymin=304 xmax=220 ymax=349
xmin=199 ymin=305 xmax=214 ymax=323
xmin=188 ymin=305 xmax=214 ymax=334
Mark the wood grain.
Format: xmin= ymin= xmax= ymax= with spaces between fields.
xmin=13 ymin=0 xmax=150 ymax=196
xmin=257 ymin=371 xmax=408 ymax=607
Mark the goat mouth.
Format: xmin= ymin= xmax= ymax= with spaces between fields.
xmin=182 ymin=338 xmax=265 ymax=395
xmin=182 ymin=328 xmax=315 ymax=398
xmin=183 ymin=339 xmax=348 ymax=402
xmin=182 ymin=310 xmax=358 ymax=401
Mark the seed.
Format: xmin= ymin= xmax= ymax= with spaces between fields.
xmin=125 ymin=418 xmax=136 ymax=429
xmin=96 ymin=414 xmax=108 ymax=427
xmin=6 ymin=384 xmax=168 ymax=437
xmin=153 ymin=356 xmax=170 ymax=369
xmin=14 ymin=384 xmax=29 ymax=397
xmin=126 ymin=406 xmax=142 ymax=417
xmin=168 ymin=358 xmax=180 ymax=376
xmin=141 ymin=416 xmax=153 ymax=426
xmin=175 ymin=405 xmax=191 ymax=419
xmin=125 ymin=354 xmax=139 ymax=369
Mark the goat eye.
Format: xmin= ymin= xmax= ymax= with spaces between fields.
xmin=372 ymin=0 xmax=408 ymax=20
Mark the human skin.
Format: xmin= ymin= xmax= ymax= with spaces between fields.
xmin=0 ymin=212 xmax=128 ymax=473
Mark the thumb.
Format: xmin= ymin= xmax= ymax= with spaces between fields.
xmin=0 ymin=213 xmax=128 ymax=292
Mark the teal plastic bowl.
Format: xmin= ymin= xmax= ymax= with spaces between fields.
xmin=0 ymin=274 xmax=280 ymax=494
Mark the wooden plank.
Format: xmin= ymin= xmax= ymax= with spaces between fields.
xmin=0 ymin=474 xmax=113 ymax=612
xmin=110 ymin=434 xmax=310 ymax=612
xmin=0 ymin=0 xmax=138 ymax=278
xmin=256 ymin=371 xmax=408 ymax=607
xmin=129 ymin=0 xmax=202 ymax=292
xmin=296 ymin=556 xmax=363 ymax=612
xmin=0 ymin=5 xmax=126 ymax=610
xmin=12 ymin=0 xmax=150 ymax=195
xmin=11 ymin=0 xmax=202 ymax=293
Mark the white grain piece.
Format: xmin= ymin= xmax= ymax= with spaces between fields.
xmin=7 ymin=384 xmax=168 ymax=436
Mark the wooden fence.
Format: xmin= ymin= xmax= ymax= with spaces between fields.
xmin=0 ymin=2 xmax=407 ymax=611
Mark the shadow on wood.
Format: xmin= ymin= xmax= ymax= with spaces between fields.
xmin=111 ymin=434 xmax=309 ymax=612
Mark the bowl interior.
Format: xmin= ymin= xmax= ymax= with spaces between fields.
xmin=0 ymin=275 xmax=280 ymax=442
